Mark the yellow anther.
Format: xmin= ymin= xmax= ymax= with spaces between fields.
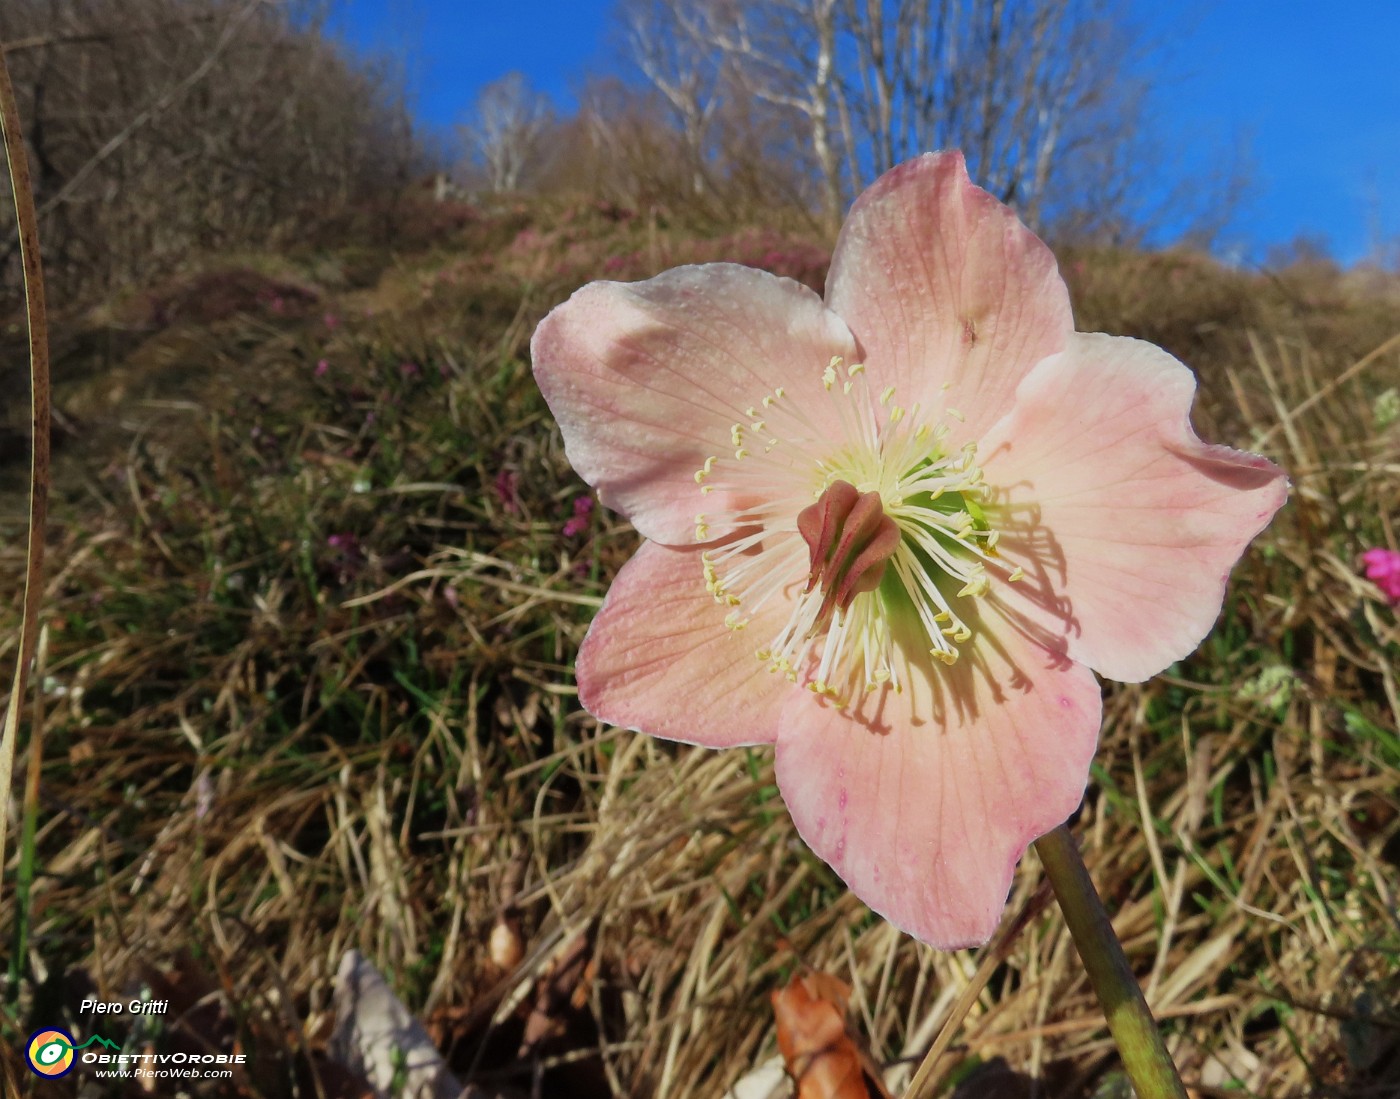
xmin=822 ymin=364 xmax=837 ymax=390
xmin=957 ymin=574 xmax=989 ymax=599
xmin=947 ymin=407 xmax=965 ymax=422
xmin=890 ymin=405 xmax=905 ymax=422
xmin=931 ymin=648 xmax=959 ymax=665
xmin=1008 ymin=566 xmax=1026 ymax=582
xmin=880 ymin=386 xmax=896 ymax=405
xmin=848 ymin=362 xmax=866 ymax=376
xmin=734 ymin=448 xmax=749 ymax=460
xmin=700 ymin=484 xmax=714 ymax=495
xmin=730 ymin=424 xmax=744 ymax=446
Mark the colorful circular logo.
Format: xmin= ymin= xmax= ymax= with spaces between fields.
xmin=25 ymin=1028 xmax=76 ymax=1077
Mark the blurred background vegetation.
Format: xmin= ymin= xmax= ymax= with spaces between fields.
xmin=0 ymin=1 xmax=1397 ymax=1097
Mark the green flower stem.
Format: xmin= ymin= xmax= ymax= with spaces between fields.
xmin=1034 ymin=824 xmax=1188 ymax=1099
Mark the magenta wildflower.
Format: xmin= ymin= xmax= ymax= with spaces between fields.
xmin=562 ymin=496 xmax=595 ymax=538
xmin=494 ymin=469 xmax=521 ymax=515
xmin=1361 ymin=547 xmax=1400 ymax=605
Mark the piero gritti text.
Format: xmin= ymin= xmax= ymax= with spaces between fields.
xmin=79 ymin=998 xmax=170 ymax=1016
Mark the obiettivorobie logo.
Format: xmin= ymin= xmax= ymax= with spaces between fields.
xmin=25 ymin=1025 xmax=246 ymax=1081
xmin=25 ymin=1028 xmax=120 ymax=1077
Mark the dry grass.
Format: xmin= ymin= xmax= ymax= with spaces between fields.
xmin=1 ymin=198 xmax=1398 ymax=1098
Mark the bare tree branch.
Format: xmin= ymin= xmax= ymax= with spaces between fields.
xmin=461 ymin=72 xmax=551 ymax=193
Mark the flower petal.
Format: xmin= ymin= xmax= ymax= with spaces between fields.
xmin=774 ymin=615 xmax=1101 ymax=949
xmin=532 ymin=264 xmax=858 ymax=544
xmin=980 ymin=332 xmax=1289 ymax=683
xmin=825 ymin=152 xmax=1073 ymax=440
xmin=577 ymin=539 xmax=799 ymax=747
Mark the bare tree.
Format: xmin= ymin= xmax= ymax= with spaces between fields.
xmin=624 ymin=0 xmax=1160 ymax=238
xmin=461 ymin=72 xmax=551 ymax=194
xmin=619 ymin=0 xmax=725 ymax=196
xmin=0 ymin=0 xmax=423 ymax=298
xmin=674 ymin=0 xmax=848 ymax=232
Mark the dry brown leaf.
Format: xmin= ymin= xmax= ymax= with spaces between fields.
xmin=519 ymin=932 xmax=593 ymax=1055
xmin=772 ymin=973 xmax=875 ymax=1099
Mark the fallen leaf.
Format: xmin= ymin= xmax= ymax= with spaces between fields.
xmin=329 ymin=949 xmax=475 ymax=1099
xmin=519 ymin=932 xmax=593 ymax=1056
xmin=772 ymin=973 xmax=878 ymax=1099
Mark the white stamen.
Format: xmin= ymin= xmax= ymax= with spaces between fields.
xmin=694 ymin=355 xmax=1001 ymax=704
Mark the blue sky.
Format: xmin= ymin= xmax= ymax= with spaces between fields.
xmin=330 ymin=1 xmax=1399 ymax=266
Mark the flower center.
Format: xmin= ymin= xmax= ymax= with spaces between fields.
xmin=797 ymin=480 xmax=900 ymax=637
xmin=695 ymin=357 xmax=1021 ymax=704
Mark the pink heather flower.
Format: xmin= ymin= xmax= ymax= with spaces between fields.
xmin=562 ymin=495 xmax=595 ymax=538
xmin=494 ymin=469 xmax=521 ymax=515
xmin=315 ymin=359 xmax=330 ymax=378
xmin=530 ymin=152 xmax=1288 ymax=948
xmin=1361 ymin=547 xmax=1400 ymax=605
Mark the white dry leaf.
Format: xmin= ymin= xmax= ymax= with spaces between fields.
xmin=723 ymin=1057 xmax=791 ymax=1099
xmin=330 ymin=949 xmax=478 ymax=1099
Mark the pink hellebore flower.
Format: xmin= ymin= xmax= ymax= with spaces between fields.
xmin=530 ymin=153 xmax=1287 ymax=948
xmin=1361 ymin=547 xmax=1400 ymax=605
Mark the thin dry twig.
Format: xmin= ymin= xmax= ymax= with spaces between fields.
xmin=0 ymin=30 xmax=51 ymax=922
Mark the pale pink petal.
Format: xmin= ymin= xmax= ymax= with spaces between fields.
xmin=774 ymin=614 xmax=1101 ymax=949
xmin=980 ymin=332 xmax=1289 ymax=683
xmin=577 ymin=539 xmax=804 ymax=746
xmin=825 ymin=152 xmax=1073 ymax=440
xmin=532 ymin=265 xmax=857 ymax=544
